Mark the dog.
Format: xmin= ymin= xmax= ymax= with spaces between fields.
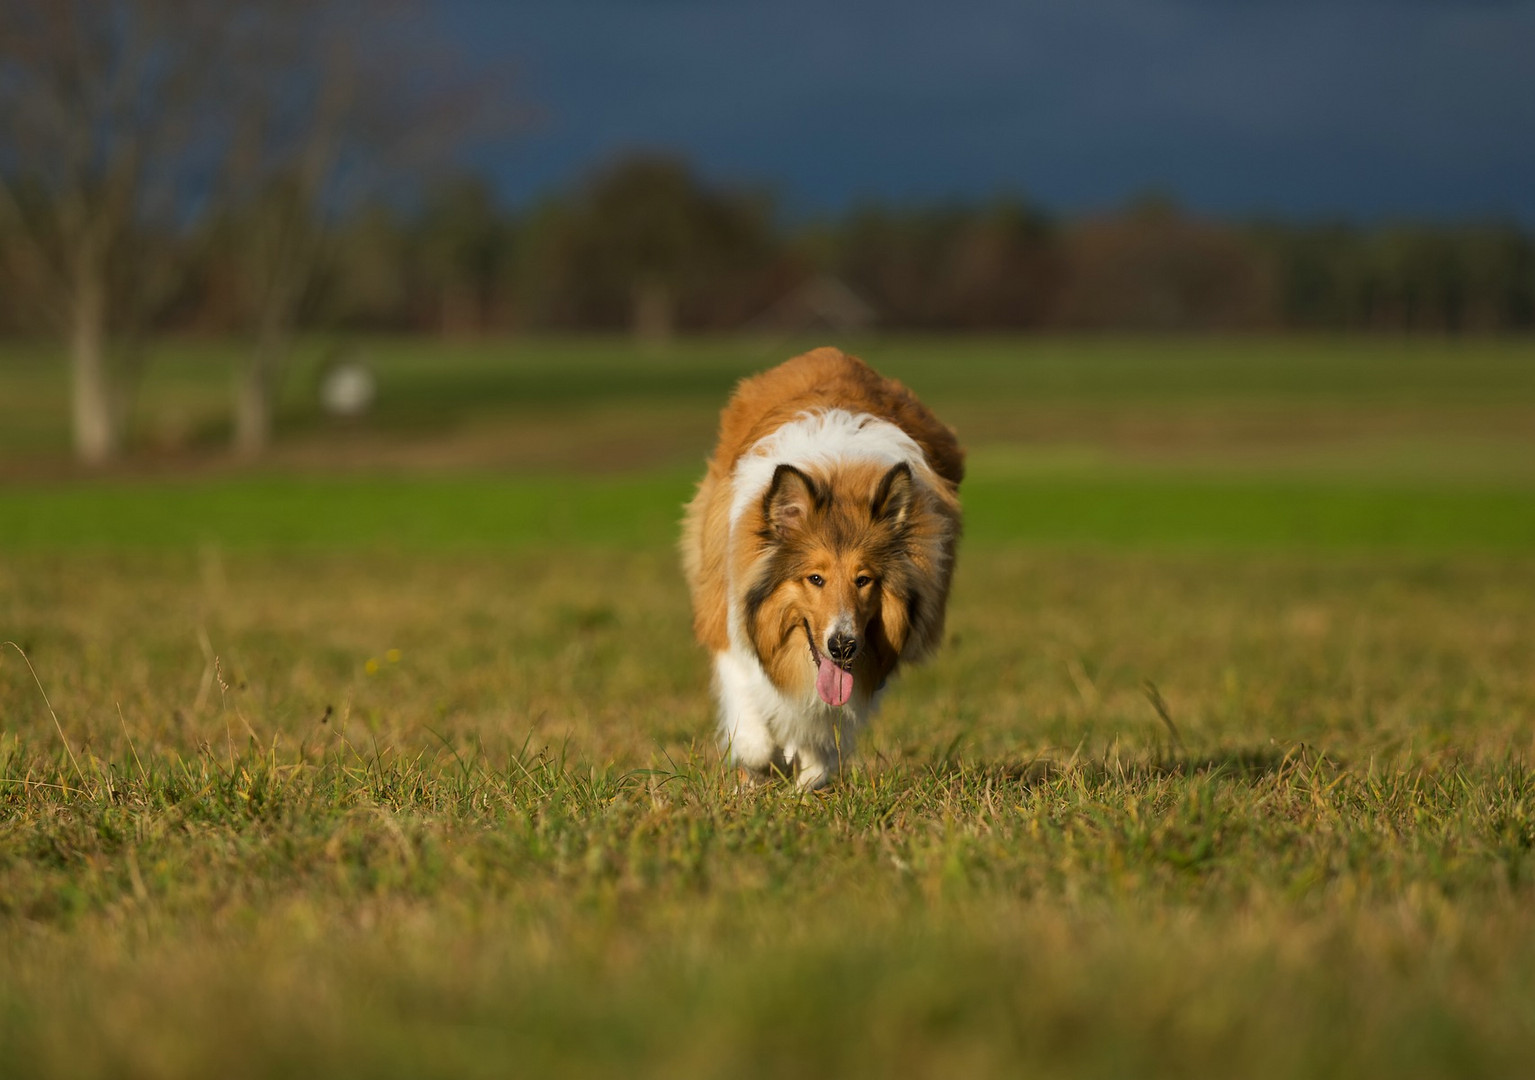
xmin=681 ymin=347 xmax=964 ymax=789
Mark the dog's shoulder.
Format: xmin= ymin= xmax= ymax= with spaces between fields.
xmin=712 ymin=347 xmax=964 ymax=492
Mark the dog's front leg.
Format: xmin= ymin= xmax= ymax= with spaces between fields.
xmin=713 ymin=650 xmax=781 ymax=775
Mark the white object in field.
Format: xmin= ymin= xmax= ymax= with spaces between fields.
xmin=319 ymin=362 xmax=376 ymax=418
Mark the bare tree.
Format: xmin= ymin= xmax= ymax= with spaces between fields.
xmin=211 ymin=0 xmax=511 ymax=457
xmin=0 ymin=0 xmax=513 ymax=462
xmin=0 ymin=1 xmax=225 ymax=463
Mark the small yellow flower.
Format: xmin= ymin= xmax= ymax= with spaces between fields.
xmin=364 ymin=658 xmax=380 ymax=675
xmin=385 ymin=648 xmax=401 ymax=664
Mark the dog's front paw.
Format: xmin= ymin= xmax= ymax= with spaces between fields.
xmin=735 ymin=764 xmax=773 ymax=789
xmin=735 ymin=748 xmax=795 ymax=789
xmin=789 ymin=749 xmax=836 ymax=791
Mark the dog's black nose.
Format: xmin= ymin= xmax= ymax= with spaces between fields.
xmin=827 ymin=633 xmax=858 ymax=667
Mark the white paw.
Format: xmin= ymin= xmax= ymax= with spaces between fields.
xmin=789 ymin=748 xmax=835 ymax=790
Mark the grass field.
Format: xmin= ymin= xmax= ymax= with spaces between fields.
xmin=3 ymin=335 xmax=1535 ymax=1077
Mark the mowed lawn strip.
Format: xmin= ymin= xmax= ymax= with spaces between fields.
xmin=4 ymin=470 xmax=1535 ymax=551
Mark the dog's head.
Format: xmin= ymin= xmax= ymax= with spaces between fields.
xmin=741 ymin=460 xmax=944 ymax=706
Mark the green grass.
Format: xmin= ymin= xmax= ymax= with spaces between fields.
xmin=5 ymin=334 xmax=1535 ymax=464
xmin=3 ymin=469 xmax=1533 ymax=552
xmin=4 ymin=546 xmax=1535 ymax=1077
xmin=7 ymin=739 xmax=1535 ymax=1079
xmin=3 ymin=335 xmax=1535 ymax=1077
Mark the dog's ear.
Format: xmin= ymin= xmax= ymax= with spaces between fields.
xmin=871 ymin=462 xmax=914 ymax=525
xmin=763 ymin=464 xmax=820 ymax=538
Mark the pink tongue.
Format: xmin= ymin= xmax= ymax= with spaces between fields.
xmin=816 ymin=656 xmax=854 ymax=707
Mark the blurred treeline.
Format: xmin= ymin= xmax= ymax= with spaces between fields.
xmin=6 ymin=155 xmax=1531 ymax=344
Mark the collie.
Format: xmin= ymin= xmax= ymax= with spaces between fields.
xmin=681 ymin=347 xmax=964 ymax=788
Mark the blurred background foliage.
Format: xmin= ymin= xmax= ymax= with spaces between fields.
xmin=1 ymin=0 xmax=1533 ymax=468
xmin=8 ymin=149 xmax=1533 ymax=341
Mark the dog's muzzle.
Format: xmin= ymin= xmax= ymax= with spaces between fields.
xmin=827 ymin=632 xmax=858 ymax=668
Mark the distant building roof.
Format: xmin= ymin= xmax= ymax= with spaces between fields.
xmin=749 ymin=274 xmax=877 ymax=333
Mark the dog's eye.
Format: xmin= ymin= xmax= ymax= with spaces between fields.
xmin=854 ymin=575 xmax=873 ymax=588
xmin=807 ymin=574 xmax=825 ymax=588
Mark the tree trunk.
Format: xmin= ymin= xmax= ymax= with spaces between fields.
xmin=632 ymin=280 xmax=674 ymax=346
xmin=234 ymin=330 xmax=282 ymax=458
xmin=440 ymin=278 xmax=479 ymax=339
xmin=70 ymin=273 xmax=119 ymax=465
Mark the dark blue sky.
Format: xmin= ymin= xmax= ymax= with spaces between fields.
xmin=443 ymin=0 xmax=1535 ymax=221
